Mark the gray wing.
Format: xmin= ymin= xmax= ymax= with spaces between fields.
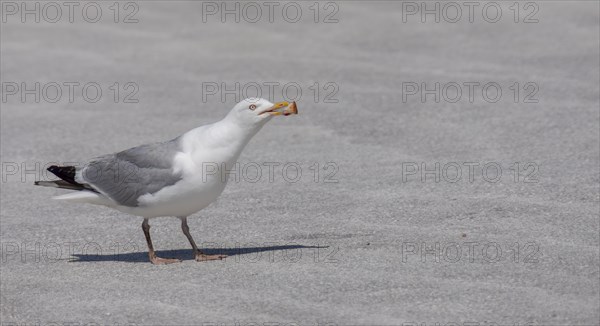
xmin=78 ymin=137 xmax=183 ymax=207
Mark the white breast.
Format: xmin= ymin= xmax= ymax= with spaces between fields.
xmin=119 ymin=125 xmax=242 ymax=218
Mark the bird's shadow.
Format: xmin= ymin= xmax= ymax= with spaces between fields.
xmin=70 ymin=245 xmax=327 ymax=263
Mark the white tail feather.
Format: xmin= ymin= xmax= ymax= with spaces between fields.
xmin=53 ymin=191 xmax=114 ymax=206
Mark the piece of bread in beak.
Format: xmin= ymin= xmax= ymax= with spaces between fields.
xmin=283 ymin=101 xmax=298 ymax=116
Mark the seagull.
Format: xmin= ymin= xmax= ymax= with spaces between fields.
xmin=35 ymin=98 xmax=297 ymax=265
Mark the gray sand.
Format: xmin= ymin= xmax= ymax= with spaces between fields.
xmin=1 ymin=1 xmax=598 ymax=325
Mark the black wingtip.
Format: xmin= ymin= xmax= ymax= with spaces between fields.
xmin=46 ymin=165 xmax=78 ymax=185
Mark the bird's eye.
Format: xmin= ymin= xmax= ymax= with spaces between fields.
xmin=249 ymin=104 xmax=257 ymax=110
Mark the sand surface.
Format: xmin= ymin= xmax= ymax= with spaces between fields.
xmin=1 ymin=1 xmax=598 ymax=325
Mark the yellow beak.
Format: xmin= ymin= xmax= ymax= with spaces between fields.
xmin=265 ymin=101 xmax=298 ymax=116
xmin=262 ymin=101 xmax=289 ymax=115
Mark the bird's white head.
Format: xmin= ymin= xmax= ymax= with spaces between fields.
xmin=225 ymin=98 xmax=291 ymax=127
